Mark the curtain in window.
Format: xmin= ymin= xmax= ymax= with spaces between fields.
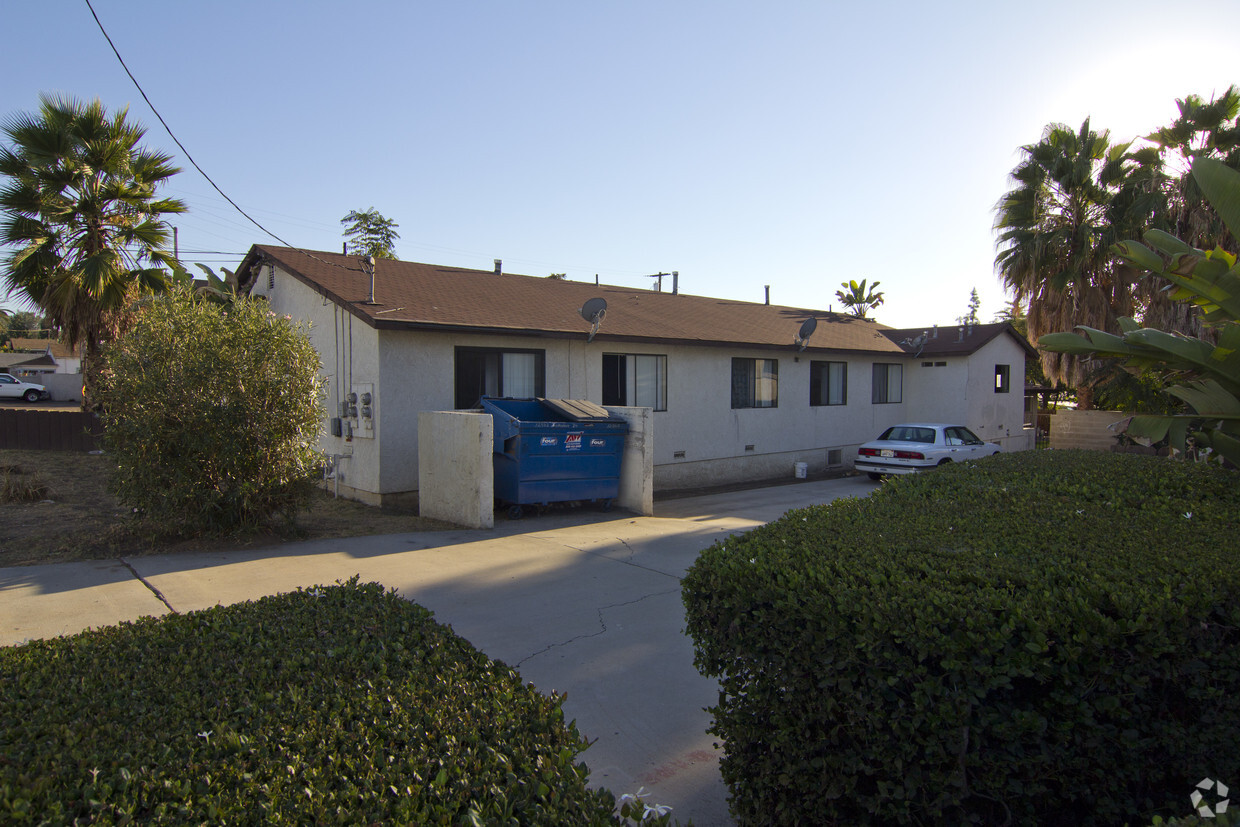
xmin=755 ymin=359 xmax=778 ymax=406
xmin=502 ymin=352 xmax=536 ymax=397
xmin=632 ymin=355 xmax=664 ymax=409
xmin=829 ymin=363 xmax=845 ymax=404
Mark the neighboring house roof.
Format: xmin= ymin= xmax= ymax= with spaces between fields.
xmin=8 ymin=338 xmax=78 ymax=359
xmin=0 ymin=352 xmax=55 ymax=370
xmin=880 ymin=323 xmax=1037 ymax=358
xmin=237 ymin=245 xmax=906 ymax=355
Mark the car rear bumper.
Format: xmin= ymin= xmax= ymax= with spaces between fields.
xmin=854 ymin=459 xmax=933 ymax=476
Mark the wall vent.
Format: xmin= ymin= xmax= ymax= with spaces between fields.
xmin=744 ymin=444 xmax=755 ymax=452
xmin=673 ymin=450 xmax=686 ymax=459
xmin=827 ymin=448 xmax=842 ymax=466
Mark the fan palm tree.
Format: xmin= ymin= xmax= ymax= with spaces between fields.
xmin=835 ymin=279 xmax=883 ymax=318
xmin=0 ymin=94 xmax=185 ymax=373
xmin=993 ymin=119 xmax=1138 ymax=407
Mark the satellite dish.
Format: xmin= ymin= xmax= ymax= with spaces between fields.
xmin=795 ymin=316 xmax=817 ymax=351
xmin=899 ymin=331 xmax=929 ymax=358
xmin=580 ymin=297 xmax=607 ymax=342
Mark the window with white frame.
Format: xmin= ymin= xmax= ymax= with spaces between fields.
xmin=810 ymin=361 xmax=847 ymax=406
xmin=871 ymin=362 xmax=903 ymax=404
xmin=454 ymin=347 xmax=545 ymax=409
xmin=602 ymin=354 xmax=667 ymax=410
xmin=731 ymin=358 xmax=778 ymax=409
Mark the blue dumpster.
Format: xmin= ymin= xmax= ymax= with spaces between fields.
xmin=480 ymin=397 xmax=629 ymax=518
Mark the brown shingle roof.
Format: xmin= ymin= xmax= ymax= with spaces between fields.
xmin=238 ymin=246 xmax=905 ymax=355
xmin=8 ymin=338 xmax=78 ymax=359
xmin=0 ymin=352 xmax=54 ymax=370
xmin=881 ymin=323 xmax=1037 ymax=357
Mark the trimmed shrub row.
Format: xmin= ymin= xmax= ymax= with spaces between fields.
xmin=683 ymin=451 xmax=1240 ymax=825
xmin=0 ymin=579 xmax=618 ymax=824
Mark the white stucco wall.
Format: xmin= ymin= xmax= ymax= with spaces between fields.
xmin=649 ymin=347 xmax=911 ymax=488
xmin=252 ymin=264 xmax=385 ymax=502
xmin=901 ymin=336 xmax=1031 ymax=450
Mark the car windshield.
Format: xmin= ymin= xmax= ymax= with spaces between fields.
xmin=878 ymin=426 xmax=936 ymax=444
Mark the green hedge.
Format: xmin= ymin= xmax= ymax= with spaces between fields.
xmin=683 ymin=451 xmax=1240 ymax=825
xmin=0 ymin=580 xmax=619 ymax=825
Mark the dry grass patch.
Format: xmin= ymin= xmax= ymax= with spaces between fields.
xmin=0 ymin=449 xmax=451 ymax=568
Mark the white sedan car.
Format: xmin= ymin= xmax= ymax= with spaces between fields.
xmin=0 ymin=373 xmax=51 ymax=403
xmin=855 ymin=423 xmax=1002 ymax=480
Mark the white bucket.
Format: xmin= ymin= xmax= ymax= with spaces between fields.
xmin=793 ymin=461 xmax=808 ymax=479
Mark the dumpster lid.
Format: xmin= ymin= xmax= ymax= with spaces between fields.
xmin=539 ymin=398 xmax=621 ymax=422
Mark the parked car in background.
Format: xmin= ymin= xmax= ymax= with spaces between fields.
xmin=855 ymin=423 xmax=1002 ymax=479
xmin=0 ymin=373 xmax=51 ymax=403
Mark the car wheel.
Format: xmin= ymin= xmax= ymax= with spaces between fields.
xmin=937 ymin=458 xmax=953 ymax=466
xmin=23 ymin=390 xmax=40 ymax=403
xmin=866 ymin=472 xmax=883 ymax=481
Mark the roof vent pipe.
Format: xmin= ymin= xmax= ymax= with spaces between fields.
xmin=362 ymin=256 xmax=377 ymax=303
xmin=494 ymin=259 xmax=502 ymax=275
xmin=765 ymin=285 xmax=770 ymax=305
xmin=672 ymin=271 xmax=678 ymax=295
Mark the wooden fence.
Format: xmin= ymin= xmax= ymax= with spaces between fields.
xmin=0 ymin=408 xmax=102 ymax=451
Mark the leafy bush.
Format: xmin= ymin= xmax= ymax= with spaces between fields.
xmin=96 ymin=287 xmax=325 ymax=534
xmin=0 ymin=580 xmax=620 ymax=824
xmin=683 ymin=451 xmax=1240 ymax=825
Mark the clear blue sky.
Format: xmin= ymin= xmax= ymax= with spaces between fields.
xmin=3 ymin=0 xmax=1238 ymax=328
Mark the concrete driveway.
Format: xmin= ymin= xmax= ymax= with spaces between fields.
xmin=0 ymin=474 xmax=878 ymax=824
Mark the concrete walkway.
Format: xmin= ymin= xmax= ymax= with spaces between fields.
xmin=0 ymin=475 xmax=878 ymax=825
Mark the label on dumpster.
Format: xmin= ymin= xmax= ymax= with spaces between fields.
xmin=565 ymin=433 xmax=583 ymax=451
xmin=540 ymin=436 xmax=558 ymax=446
xmin=590 ymin=438 xmax=606 ymax=447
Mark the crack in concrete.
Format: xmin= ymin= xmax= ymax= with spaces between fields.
xmin=536 ymin=536 xmax=683 ymax=583
xmin=513 ymin=587 xmax=681 ymax=669
xmin=119 ymin=558 xmax=178 ymax=615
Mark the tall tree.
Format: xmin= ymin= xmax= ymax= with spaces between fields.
xmin=958 ymin=287 xmax=981 ymax=325
xmin=0 ymin=94 xmax=184 ymax=375
xmin=341 ymin=208 xmax=400 ymax=259
xmin=993 ymin=119 xmax=1136 ymax=407
xmin=834 ymin=279 xmax=884 ymax=318
xmin=995 ymin=90 xmax=1240 ymax=408
xmin=4 ymin=310 xmax=39 ymax=338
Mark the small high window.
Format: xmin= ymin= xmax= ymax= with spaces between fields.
xmin=995 ymin=364 xmax=1011 ymax=393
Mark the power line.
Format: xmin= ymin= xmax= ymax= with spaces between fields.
xmin=83 ymin=0 xmax=291 ymax=250
xmin=82 ymin=0 xmax=354 ymax=275
xmin=82 ymin=0 xmax=673 ymax=287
